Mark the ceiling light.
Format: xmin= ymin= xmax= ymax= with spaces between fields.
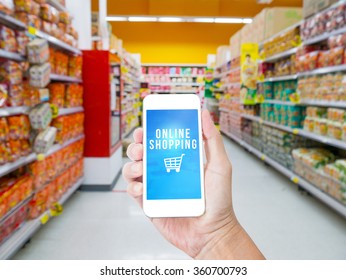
xmin=242 ymin=18 xmax=253 ymax=24
xmin=106 ymin=16 xmax=128 ymax=21
xmin=214 ymin=18 xmax=243 ymax=24
xmin=192 ymin=18 xmax=215 ymax=23
xmin=158 ymin=17 xmax=183 ymax=22
xmin=128 ymin=16 xmax=157 ymax=22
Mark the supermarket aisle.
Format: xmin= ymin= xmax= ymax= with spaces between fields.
xmin=14 ymin=136 xmax=346 ymax=260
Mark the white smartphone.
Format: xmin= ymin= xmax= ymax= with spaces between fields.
xmin=142 ymin=94 xmax=205 ymax=218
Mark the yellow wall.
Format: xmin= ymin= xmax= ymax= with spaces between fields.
xmin=92 ymin=0 xmax=302 ymax=64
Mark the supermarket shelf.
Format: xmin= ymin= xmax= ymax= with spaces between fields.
xmin=122 ymin=126 xmax=137 ymax=139
xmin=0 ymin=49 xmax=26 ymax=62
xmin=303 ymin=25 xmax=346 ymax=46
xmin=223 ymin=82 xmax=241 ymax=88
xmin=298 ymin=64 xmax=346 ymax=77
xmin=0 ymin=177 xmax=84 ymax=260
xmin=92 ymin=36 xmax=101 ymax=41
xmin=58 ymin=107 xmax=84 ymax=116
xmin=262 ymin=48 xmax=298 ymax=63
xmin=142 ymin=63 xmax=206 ymax=67
xmin=299 ymin=100 xmax=346 ymax=108
xmin=171 ymin=90 xmax=198 ymax=93
xmin=145 ymin=74 xmax=203 ymax=78
xmin=261 ymin=21 xmax=302 ymax=46
xmin=263 ymin=100 xmax=297 ymax=106
xmin=35 ymin=30 xmax=81 ymax=55
xmin=0 ymin=106 xmax=29 ymax=117
xmin=212 ymin=88 xmax=224 ymax=92
xmin=0 ymin=12 xmax=26 ymax=30
xmin=50 ymin=74 xmax=82 ymax=83
xmin=219 ymin=108 xmax=231 ymax=113
xmin=0 ymin=135 xmax=84 ymax=178
xmin=221 ymin=129 xmax=346 ymax=219
xmin=261 ymin=74 xmax=298 ymax=82
xmin=0 ymin=196 xmax=33 ymax=225
xmin=46 ymin=0 xmax=67 ymax=12
xmin=112 ymin=111 xmax=120 ymax=117
xmin=0 ymin=154 xmax=36 ymax=178
xmin=241 ymin=114 xmax=346 ymax=150
xmin=149 ymin=82 xmax=203 ymax=86
xmin=121 ymin=108 xmax=133 ymax=114
xmin=46 ymin=134 xmax=85 ymax=157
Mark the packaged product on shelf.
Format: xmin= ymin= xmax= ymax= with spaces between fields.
xmin=65 ymin=84 xmax=83 ymax=107
xmin=15 ymin=12 xmax=41 ymax=30
xmin=0 ymin=117 xmax=9 ymax=141
xmin=14 ymin=0 xmax=40 ymax=15
xmin=59 ymin=10 xmax=70 ymax=25
xmin=27 ymin=39 xmax=49 ymax=64
xmin=68 ymin=55 xmax=82 ymax=79
xmin=0 ymin=61 xmax=22 ymax=85
xmin=29 ymin=102 xmax=52 ymax=130
xmin=7 ymin=83 xmax=23 ymax=106
xmin=63 ymin=33 xmax=77 ymax=48
xmin=0 ymin=84 xmax=8 ymax=108
xmin=22 ymin=81 xmax=41 ymax=107
xmin=0 ymin=0 xmax=15 ymax=15
xmin=51 ymin=113 xmax=84 ymax=144
xmin=0 ymin=25 xmax=18 ymax=53
xmin=16 ymin=31 xmax=29 ymax=56
xmin=29 ymin=62 xmax=51 ymax=88
xmin=54 ymin=51 xmax=68 ymax=76
xmin=48 ymin=83 xmax=65 ymax=108
xmin=66 ymin=25 xmax=78 ymax=40
xmin=7 ymin=115 xmax=30 ymax=140
xmin=33 ymin=126 xmax=57 ymax=154
xmin=40 ymin=4 xmax=59 ymax=23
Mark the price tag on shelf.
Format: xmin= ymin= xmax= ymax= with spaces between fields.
xmin=261 ymin=155 xmax=266 ymax=161
xmin=40 ymin=213 xmax=50 ymax=225
xmin=50 ymin=203 xmax=63 ymax=217
xmin=292 ymin=129 xmax=299 ymax=135
xmin=259 ymin=119 xmax=264 ymax=125
xmin=50 ymin=104 xmax=59 ymax=119
xmin=215 ymin=93 xmax=221 ymax=100
xmin=28 ymin=26 xmax=37 ymax=36
xmin=37 ymin=154 xmax=45 ymax=161
xmin=291 ymin=177 xmax=299 ymax=184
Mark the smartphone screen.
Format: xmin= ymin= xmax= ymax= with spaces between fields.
xmin=146 ymin=109 xmax=202 ymax=200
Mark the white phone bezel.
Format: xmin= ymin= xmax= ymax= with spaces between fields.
xmin=142 ymin=94 xmax=205 ymax=218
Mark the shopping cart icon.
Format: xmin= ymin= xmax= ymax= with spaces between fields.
xmin=164 ymin=154 xmax=185 ymax=173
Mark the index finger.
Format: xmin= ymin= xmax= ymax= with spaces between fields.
xmin=133 ymin=128 xmax=143 ymax=144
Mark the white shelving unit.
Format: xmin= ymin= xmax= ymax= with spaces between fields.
xmin=0 ymin=49 xmax=26 ymax=62
xmin=150 ymin=82 xmax=203 ymax=86
xmin=0 ymin=177 xmax=84 ymax=260
xmin=0 ymin=106 xmax=29 ymax=117
xmin=46 ymin=0 xmax=68 ymax=12
xmin=0 ymin=135 xmax=84 ymax=178
xmin=260 ymin=74 xmax=298 ymax=83
xmin=0 ymin=12 xmax=26 ymax=30
xmin=50 ymin=74 xmax=82 ymax=83
xmin=58 ymin=107 xmax=84 ymax=116
xmin=221 ymin=129 xmax=346 ymax=219
xmin=299 ymin=100 xmax=346 ymax=109
xmin=241 ymin=114 xmax=346 ymax=150
xmin=263 ymin=100 xmax=297 ymax=106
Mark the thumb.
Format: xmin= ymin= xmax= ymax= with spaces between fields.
xmin=202 ymin=110 xmax=229 ymax=167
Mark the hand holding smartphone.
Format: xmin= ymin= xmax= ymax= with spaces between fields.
xmin=143 ymin=94 xmax=205 ymax=217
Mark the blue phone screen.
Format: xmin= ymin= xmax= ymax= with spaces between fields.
xmin=146 ymin=109 xmax=202 ymax=200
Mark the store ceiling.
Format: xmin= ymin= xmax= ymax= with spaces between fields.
xmin=95 ymin=0 xmax=302 ymax=17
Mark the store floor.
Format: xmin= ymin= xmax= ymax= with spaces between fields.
xmin=14 ymin=136 xmax=346 ymax=260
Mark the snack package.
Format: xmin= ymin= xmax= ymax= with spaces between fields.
xmin=14 ymin=0 xmax=40 ymax=15
xmin=15 ymin=12 xmax=41 ymax=30
xmin=7 ymin=115 xmax=30 ymax=140
xmin=27 ymin=38 xmax=49 ymax=64
xmin=16 ymin=31 xmax=29 ymax=56
xmin=55 ymin=51 xmax=68 ymax=76
xmin=66 ymin=25 xmax=78 ymax=40
xmin=65 ymin=84 xmax=83 ymax=107
xmin=29 ymin=62 xmax=51 ymax=88
xmin=7 ymin=83 xmax=23 ymax=106
xmin=40 ymin=4 xmax=59 ymax=23
xmin=0 ymin=61 xmax=22 ymax=85
xmin=0 ymin=25 xmax=17 ymax=53
xmin=33 ymin=126 xmax=57 ymax=154
xmin=59 ymin=11 xmax=70 ymax=25
xmin=0 ymin=0 xmax=15 ymax=15
xmin=0 ymin=117 xmax=9 ymax=141
xmin=29 ymin=102 xmax=52 ymax=130
xmin=0 ymin=84 xmax=8 ymax=107
xmin=68 ymin=56 xmax=82 ymax=79
xmin=48 ymin=83 xmax=65 ymax=108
